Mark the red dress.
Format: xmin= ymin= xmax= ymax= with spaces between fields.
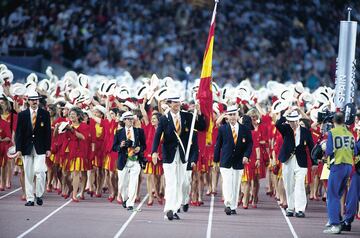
xmin=104 ymin=119 xmax=118 ymax=172
xmin=143 ymin=123 xmax=163 ymax=175
xmin=0 ymin=118 xmax=11 ymax=167
xmin=49 ymin=117 xmax=67 ymax=166
xmin=65 ymin=123 xmax=89 ymax=172
xmin=246 ymin=127 xmax=266 ymax=180
xmin=92 ymin=118 xmax=109 ymax=168
xmin=1 ymin=113 xmax=17 ymax=166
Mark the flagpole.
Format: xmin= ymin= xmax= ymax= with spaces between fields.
xmin=184 ymin=0 xmax=219 ymax=163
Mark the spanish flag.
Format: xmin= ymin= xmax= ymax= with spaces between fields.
xmin=197 ymin=1 xmax=218 ymax=145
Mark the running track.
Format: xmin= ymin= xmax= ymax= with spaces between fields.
xmin=0 ymin=176 xmax=359 ymax=238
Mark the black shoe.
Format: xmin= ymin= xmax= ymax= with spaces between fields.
xmin=286 ymin=211 xmax=294 ymax=217
xmin=127 ymin=206 xmax=133 ymax=211
xmin=224 ymin=207 xmax=232 ymax=215
xmin=177 ymin=208 xmax=181 ymax=213
xmin=295 ymin=211 xmax=305 ymax=218
xmin=231 ymin=210 xmax=237 ymax=215
xmin=183 ymin=204 xmax=189 ymax=212
xmin=173 ymin=213 xmax=180 ymax=220
xmin=25 ymin=201 xmax=34 ymax=206
xmin=166 ymin=210 xmax=174 ymax=221
xmin=341 ymin=221 xmax=351 ymax=231
xmin=122 ymin=200 xmax=127 ymax=208
xmin=36 ymin=197 xmax=43 ymax=206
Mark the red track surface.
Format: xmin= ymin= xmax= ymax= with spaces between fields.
xmin=0 ymin=176 xmax=359 ymax=238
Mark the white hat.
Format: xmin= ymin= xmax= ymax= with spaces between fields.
xmin=271 ymin=99 xmax=288 ymax=114
xmin=0 ymin=64 xmax=8 ymax=72
xmin=286 ymin=110 xmax=301 ymax=121
xmin=26 ymin=73 xmax=38 ymax=84
xmin=163 ymin=76 xmax=174 ymax=87
xmin=104 ymin=80 xmax=117 ymax=96
xmin=58 ymin=121 xmax=69 ymax=134
xmin=136 ymin=84 xmax=149 ymax=99
xmin=77 ymin=73 xmax=89 ymax=88
xmin=26 ymin=89 xmax=42 ymax=100
xmin=7 ymin=146 xmax=17 ymax=159
xmin=121 ymin=111 xmax=134 ymax=121
xmin=237 ymin=86 xmax=251 ymax=102
xmin=45 ymin=66 xmax=53 ymax=78
xmin=68 ymin=88 xmax=82 ymax=103
xmin=10 ymin=83 xmax=27 ymax=96
xmin=0 ymin=69 xmax=14 ymax=84
xmin=116 ymin=87 xmax=131 ymax=100
xmin=38 ymin=79 xmax=51 ymax=92
xmin=123 ymin=100 xmax=137 ymax=110
xmin=294 ymin=82 xmax=304 ymax=96
xmin=226 ymin=105 xmax=239 ymax=114
xmin=25 ymin=81 xmax=37 ymax=91
xmin=93 ymin=105 xmax=107 ymax=115
xmin=64 ymin=71 xmax=78 ymax=85
xmin=150 ymin=74 xmax=160 ymax=90
xmin=166 ymin=91 xmax=182 ymax=102
xmin=154 ymin=87 xmax=168 ymax=101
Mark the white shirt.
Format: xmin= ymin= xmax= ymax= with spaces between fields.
xmin=170 ymin=111 xmax=181 ymax=129
xmin=125 ymin=126 xmax=134 ymax=141
xmin=295 ymin=126 xmax=300 ymax=147
xmin=230 ymin=122 xmax=239 ymax=138
xmin=30 ymin=107 xmax=38 ymax=127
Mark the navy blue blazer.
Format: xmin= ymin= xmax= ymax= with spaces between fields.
xmin=275 ymin=116 xmax=314 ymax=168
xmin=214 ymin=122 xmax=253 ymax=170
xmin=151 ymin=111 xmax=206 ymax=164
xmin=15 ymin=108 xmax=51 ymax=155
xmin=112 ymin=127 xmax=146 ymax=170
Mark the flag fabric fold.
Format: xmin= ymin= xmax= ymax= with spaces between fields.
xmin=197 ymin=1 xmax=218 ymax=145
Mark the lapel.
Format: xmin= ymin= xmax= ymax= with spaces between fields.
xmin=25 ymin=109 xmax=32 ymax=130
xmin=180 ymin=111 xmax=186 ymax=134
xmin=35 ymin=109 xmax=42 ymax=130
xmin=167 ymin=112 xmax=176 ymax=132
xmin=226 ymin=123 xmax=236 ymax=146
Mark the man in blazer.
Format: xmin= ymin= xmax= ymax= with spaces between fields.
xmin=152 ymin=94 xmax=205 ymax=220
xmin=214 ymin=105 xmax=253 ymax=215
xmin=15 ymin=90 xmax=51 ymax=206
xmin=275 ymin=108 xmax=314 ymax=218
xmin=112 ymin=111 xmax=146 ymax=210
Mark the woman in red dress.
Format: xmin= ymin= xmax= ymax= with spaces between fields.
xmin=103 ymin=108 xmax=120 ymax=202
xmin=65 ymin=107 xmax=89 ymax=202
xmin=0 ymin=116 xmax=11 ymax=190
xmin=0 ymin=97 xmax=17 ymax=190
xmin=90 ymin=105 xmax=109 ymax=197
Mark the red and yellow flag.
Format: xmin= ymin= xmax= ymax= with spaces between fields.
xmin=197 ymin=1 xmax=218 ymax=145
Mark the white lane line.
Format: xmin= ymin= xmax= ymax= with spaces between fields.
xmin=279 ymin=206 xmax=299 ymax=238
xmin=16 ymin=194 xmax=80 ymax=238
xmin=206 ymin=194 xmax=215 ymax=238
xmin=0 ymin=187 xmax=21 ymax=200
xmin=113 ymin=194 xmax=149 ymax=238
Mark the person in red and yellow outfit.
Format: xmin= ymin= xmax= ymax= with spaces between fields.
xmin=65 ymin=107 xmax=89 ymax=202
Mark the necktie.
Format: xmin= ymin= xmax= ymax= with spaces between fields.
xmin=127 ymin=129 xmax=134 ymax=157
xmin=32 ymin=110 xmax=37 ymax=129
xmin=175 ymin=116 xmax=181 ymax=135
xmin=232 ymin=126 xmax=237 ymax=144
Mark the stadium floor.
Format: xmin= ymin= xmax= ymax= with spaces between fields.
xmin=0 ymin=175 xmax=359 ymax=238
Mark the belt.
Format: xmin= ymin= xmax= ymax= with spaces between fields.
xmin=127 ymin=155 xmax=138 ymax=161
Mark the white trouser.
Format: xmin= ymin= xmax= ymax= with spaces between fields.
xmin=23 ymin=148 xmax=47 ymax=202
xmin=181 ymin=170 xmax=192 ymax=205
xmin=282 ymin=155 xmax=307 ymax=213
xmin=220 ymin=167 xmax=243 ymax=210
xmin=163 ymin=148 xmax=187 ymax=213
xmin=117 ymin=160 xmax=141 ymax=207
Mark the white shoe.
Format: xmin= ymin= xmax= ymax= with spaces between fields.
xmin=324 ymin=221 xmax=331 ymax=227
xmin=323 ymin=225 xmax=341 ymax=234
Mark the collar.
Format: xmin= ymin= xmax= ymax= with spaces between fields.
xmin=170 ymin=111 xmax=180 ymax=119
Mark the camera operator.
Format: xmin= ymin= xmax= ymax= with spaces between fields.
xmin=323 ymin=112 xmax=356 ymax=234
xmin=112 ymin=111 xmax=146 ymax=211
